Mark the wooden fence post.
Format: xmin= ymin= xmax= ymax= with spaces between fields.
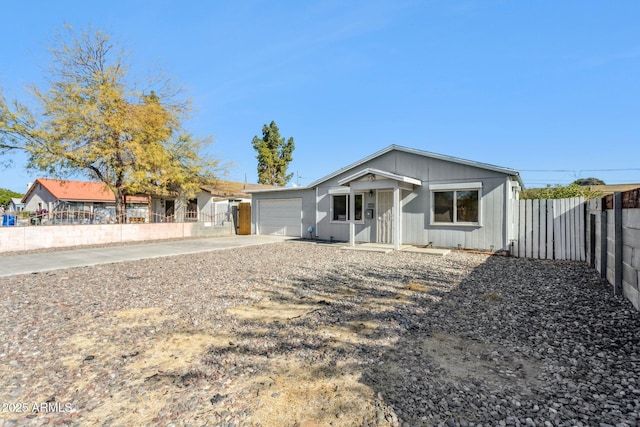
xmin=539 ymin=199 xmax=547 ymax=259
xmin=526 ymin=199 xmax=533 ymax=257
xmin=600 ymin=208 xmax=608 ymax=280
xmin=614 ymin=192 xmax=623 ymax=295
xmin=532 ymin=199 xmax=540 ymax=259
xmin=589 ymin=213 xmax=596 ymax=268
xmin=511 ymin=199 xmax=519 ymax=257
xmin=546 ymin=199 xmax=554 ymax=259
xmin=553 ymin=199 xmax=562 ymax=259
xmin=579 ymin=198 xmax=586 ymax=261
xmin=518 ymin=199 xmax=525 ymax=258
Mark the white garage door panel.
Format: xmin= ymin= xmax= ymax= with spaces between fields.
xmin=258 ymin=198 xmax=302 ymax=237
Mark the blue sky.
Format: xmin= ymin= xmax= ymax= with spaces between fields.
xmin=1 ymin=1 xmax=639 ymax=194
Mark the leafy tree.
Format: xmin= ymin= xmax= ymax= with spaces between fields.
xmin=252 ymin=121 xmax=294 ymax=186
xmin=0 ymin=26 xmax=219 ymax=221
xmin=572 ymin=177 xmax=605 ymax=186
xmin=0 ymin=188 xmax=22 ymax=207
xmin=520 ymin=183 xmax=603 ymax=200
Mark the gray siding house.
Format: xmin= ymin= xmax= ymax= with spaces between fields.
xmin=249 ymin=145 xmax=522 ymax=252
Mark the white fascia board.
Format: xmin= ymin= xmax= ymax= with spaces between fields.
xmin=245 ymin=186 xmax=309 ymax=194
xmin=337 ymin=168 xmax=422 ymax=186
xmin=429 ymin=182 xmax=483 ymax=191
xmin=328 ymin=187 xmax=350 ymax=195
xmin=349 ymin=179 xmax=414 ymax=192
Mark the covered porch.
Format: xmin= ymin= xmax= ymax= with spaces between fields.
xmin=337 ymin=167 xmax=422 ymax=250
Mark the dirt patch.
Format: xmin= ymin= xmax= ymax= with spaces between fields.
xmin=402 ymin=281 xmax=431 ymax=292
xmin=54 ymin=307 xmax=238 ymax=426
xmin=420 ymin=332 xmax=542 ymax=388
xmin=321 ymin=321 xmax=381 ymax=346
xmin=228 ymin=299 xmax=322 ymax=323
xmin=249 ymin=358 xmax=379 ymax=427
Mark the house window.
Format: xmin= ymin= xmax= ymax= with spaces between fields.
xmin=331 ymin=194 xmax=363 ymax=222
xmin=431 ymin=185 xmax=481 ymax=225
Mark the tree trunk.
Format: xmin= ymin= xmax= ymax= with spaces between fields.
xmin=114 ymin=188 xmax=126 ymax=224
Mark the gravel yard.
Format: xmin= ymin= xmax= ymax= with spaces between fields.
xmin=1 ymin=241 xmax=639 ymax=427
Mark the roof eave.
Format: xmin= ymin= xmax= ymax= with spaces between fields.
xmin=246 ymin=186 xmax=309 ymax=194
xmin=337 ymin=167 xmax=422 ymax=186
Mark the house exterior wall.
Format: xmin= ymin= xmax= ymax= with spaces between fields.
xmin=197 ymin=191 xmax=214 ymax=221
xmin=8 ymin=199 xmax=25 ymax=212
xmin=23 ymin=183 xmax=58 ymax=212
xmin=314 ymin=150 xmax=511 ymax=250
xmin=250 ymin=148 xmax=516 ymax=251
xmin=399 ymin=174 xmax=508 ymax=250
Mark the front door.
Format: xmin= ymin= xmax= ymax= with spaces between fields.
xmin=377 ymin=190 xmax=393 ymax=244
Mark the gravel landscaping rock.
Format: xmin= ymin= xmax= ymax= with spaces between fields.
xmin=1 ymin=241 xmax=639 ymax=426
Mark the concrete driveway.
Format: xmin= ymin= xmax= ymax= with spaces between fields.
xmin=0 ymin=235 xmax=292 ymax=277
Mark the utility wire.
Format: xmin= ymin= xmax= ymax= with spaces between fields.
xmin=521 ymin=168 xmax=640 ymax=172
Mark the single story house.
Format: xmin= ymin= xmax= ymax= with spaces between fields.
xmin=248 ymin=145 xmax=523 ymax=251
xmin=20 ymin=178 xmax=276 ymax=226
xmin=150 ymin=180 xmax=277 ymax=224
xmin=22 ymin=178 xmax=149 ymax=223
xmin=8 ymin=198 xmax=25 ymax=212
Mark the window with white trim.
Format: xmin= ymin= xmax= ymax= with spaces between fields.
xmin=331 ymin=193 xmax=363 ymax=222
xmin=430 ymin=183 xmax=481 ymax=225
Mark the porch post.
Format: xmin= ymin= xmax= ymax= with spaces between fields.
xmin=349 ymin=187 xmax=356 ymax=247
xmin=393 ymin=186 xmax=401 ymax=250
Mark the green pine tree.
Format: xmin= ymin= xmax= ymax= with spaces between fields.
xmin=251 ymin=121 xmax=295 ymax=186
xmin=0 ymin=188 xmax=23 ymax=206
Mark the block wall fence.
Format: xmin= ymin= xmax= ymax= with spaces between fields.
xmin=586 ymin=189 xmax=640 ymax=311
xmin=0 ymin=222 xmax=235 ymax=253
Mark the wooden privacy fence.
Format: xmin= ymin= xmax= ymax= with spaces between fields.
xmin=512 ymin=197 xmax=585 ymax=261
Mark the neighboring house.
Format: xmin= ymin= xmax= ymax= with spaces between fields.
xmin=22 ymin=178 xmax=148 ymax=223
xmin=249 ymin=145 xmax=523 ymax=251
xmin=195 ymin=180 xmax=279 ymax=224
xmin=149 ymin=180 xmax=278 ymax=224
xmin=587 ymin=184 xmax=640 ymax=195
xmin=20 ymin=177 xmax=275 ymax=225
xmin=8 ymin=198 xmax=25 ymax=212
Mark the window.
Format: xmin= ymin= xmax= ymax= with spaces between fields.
xmin=331 ymin=194 xmax=363 ymax=222
xmin=431 ymin=184 xmax=481 ymax=225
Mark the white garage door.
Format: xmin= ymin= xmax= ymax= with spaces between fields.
xmin=258 ymin=198 xmax=302 ymax=237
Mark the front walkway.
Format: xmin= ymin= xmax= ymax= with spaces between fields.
xmin=341 ymin=242 xmax=451 ymax=255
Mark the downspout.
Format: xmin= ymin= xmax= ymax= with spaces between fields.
xmin=504 ymin=177 xmax=510 ymax=252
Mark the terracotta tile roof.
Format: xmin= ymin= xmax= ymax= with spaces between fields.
xmin=25 ymin=178 xmax=148 ymax=203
